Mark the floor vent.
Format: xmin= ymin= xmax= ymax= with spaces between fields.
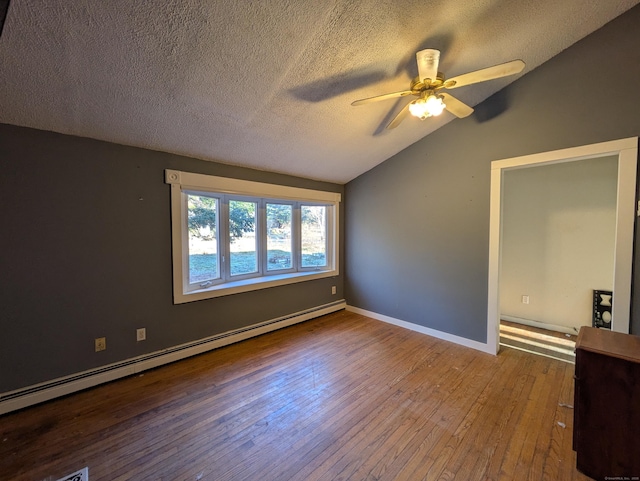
xmin=56 ymin=467 xmax=88 ymax=481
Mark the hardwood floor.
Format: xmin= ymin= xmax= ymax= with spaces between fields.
xmin=0 ymin=310 xmax=591 ymax=481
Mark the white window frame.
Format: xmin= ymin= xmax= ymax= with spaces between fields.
xmin=166 ymin=170 xmax=340 ymax=304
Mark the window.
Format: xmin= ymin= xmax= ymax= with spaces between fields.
xmin=187 ymin=193 xmax=219 ymax=284
xmin=166 ymin=170 xmax=340 ymax=303
xmin=301 ymin=205 xmax=327 ymax=268
xmin=266 ymin=203 xmax=293 ymax=271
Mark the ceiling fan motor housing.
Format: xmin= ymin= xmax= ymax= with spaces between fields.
xmin=416 ymin=49 xmax=441 ymax=83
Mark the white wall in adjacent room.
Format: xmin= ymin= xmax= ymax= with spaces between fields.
xmin=500 ymin=156 xmax=618 ymax=332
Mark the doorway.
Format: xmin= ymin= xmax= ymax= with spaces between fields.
xmin=486 ymin=138 xmax=638 ymax=354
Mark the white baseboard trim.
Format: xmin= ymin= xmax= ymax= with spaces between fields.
xmin=346 ymin=305 xmax=494 ymax=354
xmin=0 ymin=300 xmax=346 ymax=416
xmin=500 ymin=315 xmax=581 ymax=335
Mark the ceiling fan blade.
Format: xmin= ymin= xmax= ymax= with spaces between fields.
xmin=445 ymin=59 xmax=525 ymax=89
xmin=387 ymin=102 xmax=412 ymax=129
xmin=416 ymin=49 xmax=440 ymax=83
xmin=440 ymin=93 xmax=474 ymax=118
xmin=351 ymin=90 xmax=413 ymax=106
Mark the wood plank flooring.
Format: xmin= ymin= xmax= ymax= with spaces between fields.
xmin=0 ymin=310 xmax=591 ymax=481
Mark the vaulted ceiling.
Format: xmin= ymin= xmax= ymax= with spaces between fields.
xmin=1 ymin=1 xmax=638 ymax=183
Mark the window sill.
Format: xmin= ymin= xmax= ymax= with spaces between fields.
xmin=174 ymin=269 xmax=338 ymax=304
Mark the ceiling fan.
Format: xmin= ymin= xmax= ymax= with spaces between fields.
xmin=351 ymin=49 xmax=525 ymax=129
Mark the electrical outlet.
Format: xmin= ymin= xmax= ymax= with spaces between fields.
xmin=95 ymin=337 xmax=106 ymax=352
xmin=136 ymin=328 xmax=146 ymax=341
xmin=331 ymin=286 xmax=337 ymax=295
xmin=522 ymin=295 xmax=530 ymax=305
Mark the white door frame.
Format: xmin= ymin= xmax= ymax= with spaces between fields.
xmin=487 ymin=137 xmax=638 ymax=354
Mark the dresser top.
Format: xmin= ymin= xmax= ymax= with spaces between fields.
xmin=576 ymin=327 xmax=640 ymax=363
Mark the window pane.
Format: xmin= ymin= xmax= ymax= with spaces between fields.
xmin=187 ymin=194 xmax=219 ymax=284
xmin=301 ymin=205 xmax=327 ymax=268
xmin=267 ymin=203 xmax=292 ymax=271
xmin=229 ymin=200 xmax=257 ymax=276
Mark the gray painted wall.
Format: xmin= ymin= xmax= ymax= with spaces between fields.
xmin=345 ymin=5 xmax=640 ymax=342
xmin=0 ymin=125 xmax=344 ymax=393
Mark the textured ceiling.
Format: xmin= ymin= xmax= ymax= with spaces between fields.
xmin=1 ymin=1 xmax=639 ymax=183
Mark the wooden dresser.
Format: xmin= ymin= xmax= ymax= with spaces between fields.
xmin=573 ymin=326 xmax=640 ymax=480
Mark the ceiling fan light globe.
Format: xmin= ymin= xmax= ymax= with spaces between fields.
xmin=425 ymin=95 xmax=446 ymax=116
xmin=409 ymin=99 xmax=430 ymax=120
